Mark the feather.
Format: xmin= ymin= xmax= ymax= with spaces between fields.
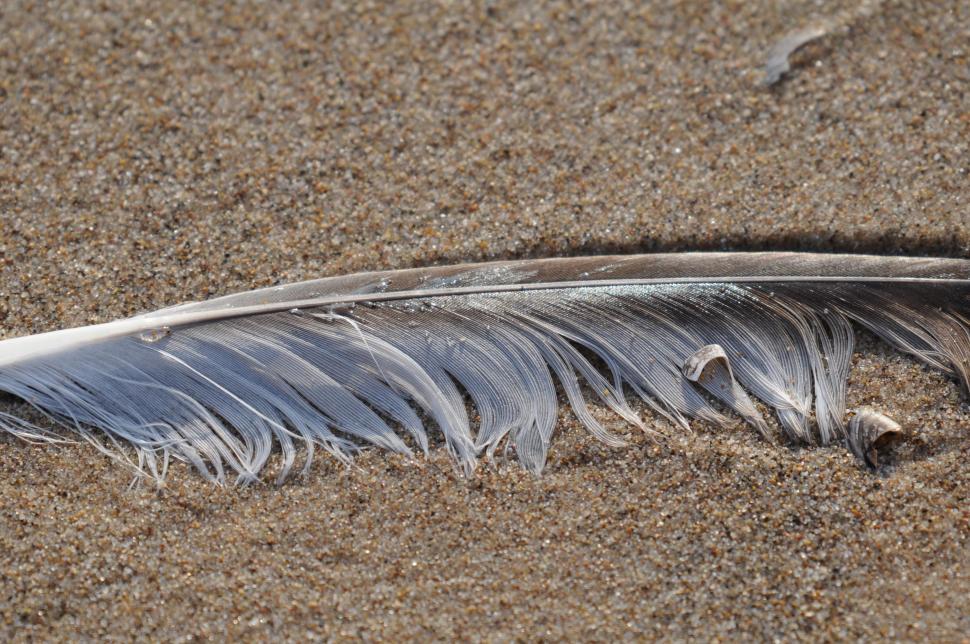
xmin=1 ymin=252 xmax=969 ymax=484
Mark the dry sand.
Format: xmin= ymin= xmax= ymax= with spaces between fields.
xmin=1 ymin=0 xmax=968 ymax=640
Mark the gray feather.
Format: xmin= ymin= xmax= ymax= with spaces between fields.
xmin=1 ymin=252 xmax=968 ymax=484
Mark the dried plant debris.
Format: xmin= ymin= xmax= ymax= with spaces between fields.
xmin=847 ymin=409 xmax=904 ymax=468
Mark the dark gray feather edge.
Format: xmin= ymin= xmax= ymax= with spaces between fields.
xmin=0 ymin=252 xmax=968 ymax=484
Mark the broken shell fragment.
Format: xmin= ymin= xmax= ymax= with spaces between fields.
xmin=763 ymin=25 xmax=828 ymax=85
xmin=847 ymin=410 xmax=903 ymax=469
xmin=683 ymin=344 xmax=733 ymax=383
xmin=683 ymin=344 xmax=771 ymax=440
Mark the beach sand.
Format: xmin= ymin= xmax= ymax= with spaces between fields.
xmin=1 ymin=0 xmax=968 ymax=639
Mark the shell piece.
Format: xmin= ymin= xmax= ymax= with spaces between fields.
xmin=683 ymin=344 xmax=771 ymax=440
xmin=762 ymin=0 xmax=886 ymax=86
xmin=764 ymin=25 xmax=829 ymax=85
xmin=847 ymin=410 xmax=903 ymax=468
xmin=683 ymin=344 xmax=733 ymax=382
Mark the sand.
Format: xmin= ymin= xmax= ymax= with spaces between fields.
xmin=1 ymin=0 xmax=968 ymax=640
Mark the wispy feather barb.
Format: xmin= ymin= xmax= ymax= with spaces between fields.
xmin=1 ymin=252 xmax=968 ymax=484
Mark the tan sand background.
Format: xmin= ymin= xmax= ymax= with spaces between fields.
xmin=1 ymin=0 xmax=968 ymax=640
